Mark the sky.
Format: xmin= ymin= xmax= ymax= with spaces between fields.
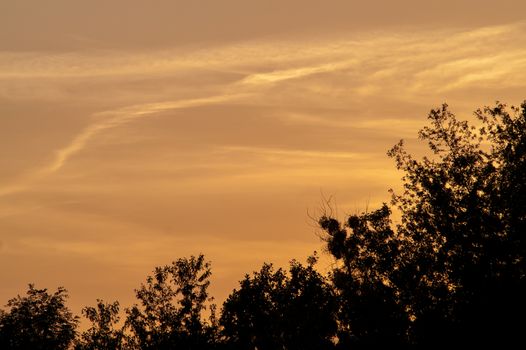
xmin=2 ymin=0 xmax=526 ymax=321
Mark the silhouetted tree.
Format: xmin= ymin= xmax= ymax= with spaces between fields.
xmin=319 ymin=205 xmax=409 ymax=348
xmin=2 ymin=101 xmax=523 ymax=349
xmin=220 ymin=254 xmax=338 ymax=350
xmin=321 ymin=101 xmax=526 ymax=347
xmin=75 ymin=300 xmax=129 ymax=350
xmin=388 ymin=102 xmax=526 ymax=346
xmin=0 ymin=284 xmax=78 ymax=350
xmin=125 ymin=254 xmax=218 ymax=349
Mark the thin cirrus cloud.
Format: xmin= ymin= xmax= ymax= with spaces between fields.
xmin=0 ymin=94 xmax=251 ymax=197
xmin=1 ymin=22 xmax=523 ymax=88
xmin=2 ymin=22 xmax=526 ymax=198
xmin=44 ymin=94 xmax=251 ymax=174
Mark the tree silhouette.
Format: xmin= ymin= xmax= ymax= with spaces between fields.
xmin=2 ymin=100 xmax=524 ymax=348
xmin=125 ymin=254 xmax=218 ymax=349
xmin=389 ymin=102 xmax=526 ymax=346
xmin=321 ymin=101 xmax=526 ymax=346
xmin=319 ymin=205 xmax=410 ymax=348
xmin=75 ymin=300 xmax=128 ymax=350
xmin=220 ymin=254 xmax=338 ymax=350
xmin=0 ymin=284 xmax=78 ymax=350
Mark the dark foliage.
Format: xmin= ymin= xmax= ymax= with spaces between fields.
xmin=2 ymin=100 xmax=524 ymax=349
xmin=125 ymin=254 xmax=218 ymax=349
xmin=321 ymin=101 xmax=526 ymax=347
xmin=319 ymin=205 xmax=410 ymax=348
xmin=0 ymin=284 xmax=78 ymax=350
xmin=220 ymin=254 xmax=338 ymax=350
xmin=75 ymin=300 xmax=128 ymax=350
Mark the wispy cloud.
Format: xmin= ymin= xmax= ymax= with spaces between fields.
xmin=2 ymin=22 xmax=526 ymax=198
xmin=0 ymin=94 xmax=249 ymax=197
xmin=281 ymin=113 xmax=423 ymax=132
xmin=44 ymin=94 xmax=250 ymax=174
xmin=220 ymin=145 xmax=368 ymax=160
xmin=240 ymin=60 xmax=354 ymax=85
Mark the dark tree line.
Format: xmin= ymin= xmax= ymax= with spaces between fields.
xmin=1 ymin=101 xmax=525 ymax=349
xmin=321 ymin=101 xmax=526 ymax=348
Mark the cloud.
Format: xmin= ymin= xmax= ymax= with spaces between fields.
xmin=2 ymin=21 xmax=526 ymax=198
xmin=3 ymin=21 xmax=526 ymax=322
xmin=220 ymin=145 xmax=368 ymax=160
xmin=280 ymin=113 xmax=423 ymax=133
xmin=0 ymin=94 xmax=250 ymax=197
xmin=44 ymin=94 xmax=251 ymax=173
xmin=240 ymin=60 xmax=354 ymax=85
xmin=0 ymin=21 xmax=524 ymax=130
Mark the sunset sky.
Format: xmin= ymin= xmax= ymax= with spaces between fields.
xmin=2 ymin=0 xmax=526 ymax=320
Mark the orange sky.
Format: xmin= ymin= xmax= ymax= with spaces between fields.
xmin=1 ymin=0 xmax=526 ymax=321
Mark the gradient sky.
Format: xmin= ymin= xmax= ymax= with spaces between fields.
xmin=2 ymin=0 xmax=526 ymax=321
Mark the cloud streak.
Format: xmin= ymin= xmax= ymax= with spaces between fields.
xmin=0 ymin=93 xmax=250 ymax=197
xmin=2 ymin=22 xmax=526 ymax=198
xmin=44 ymin=94 xmax=250 ymax=174
xmin=240 ymin=60 xmax=355 ymax=85
xmin=220 ymin=146 xmax=368 ymax=160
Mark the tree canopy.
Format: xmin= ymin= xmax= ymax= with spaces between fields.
xmin=125 ymin=254 xmax=217 ymax=350
xmin=0 ymin=284 xmax=78 ymax=350
xmin=75 ymin=300 xmax=127 ymax=350
xmin=320 ymin=101 xmax=526 ymax=347
xmin=220 ymin=254 xmax=338 ymax=350
xmin=1 ymin=100 xmax=525 ymax=348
